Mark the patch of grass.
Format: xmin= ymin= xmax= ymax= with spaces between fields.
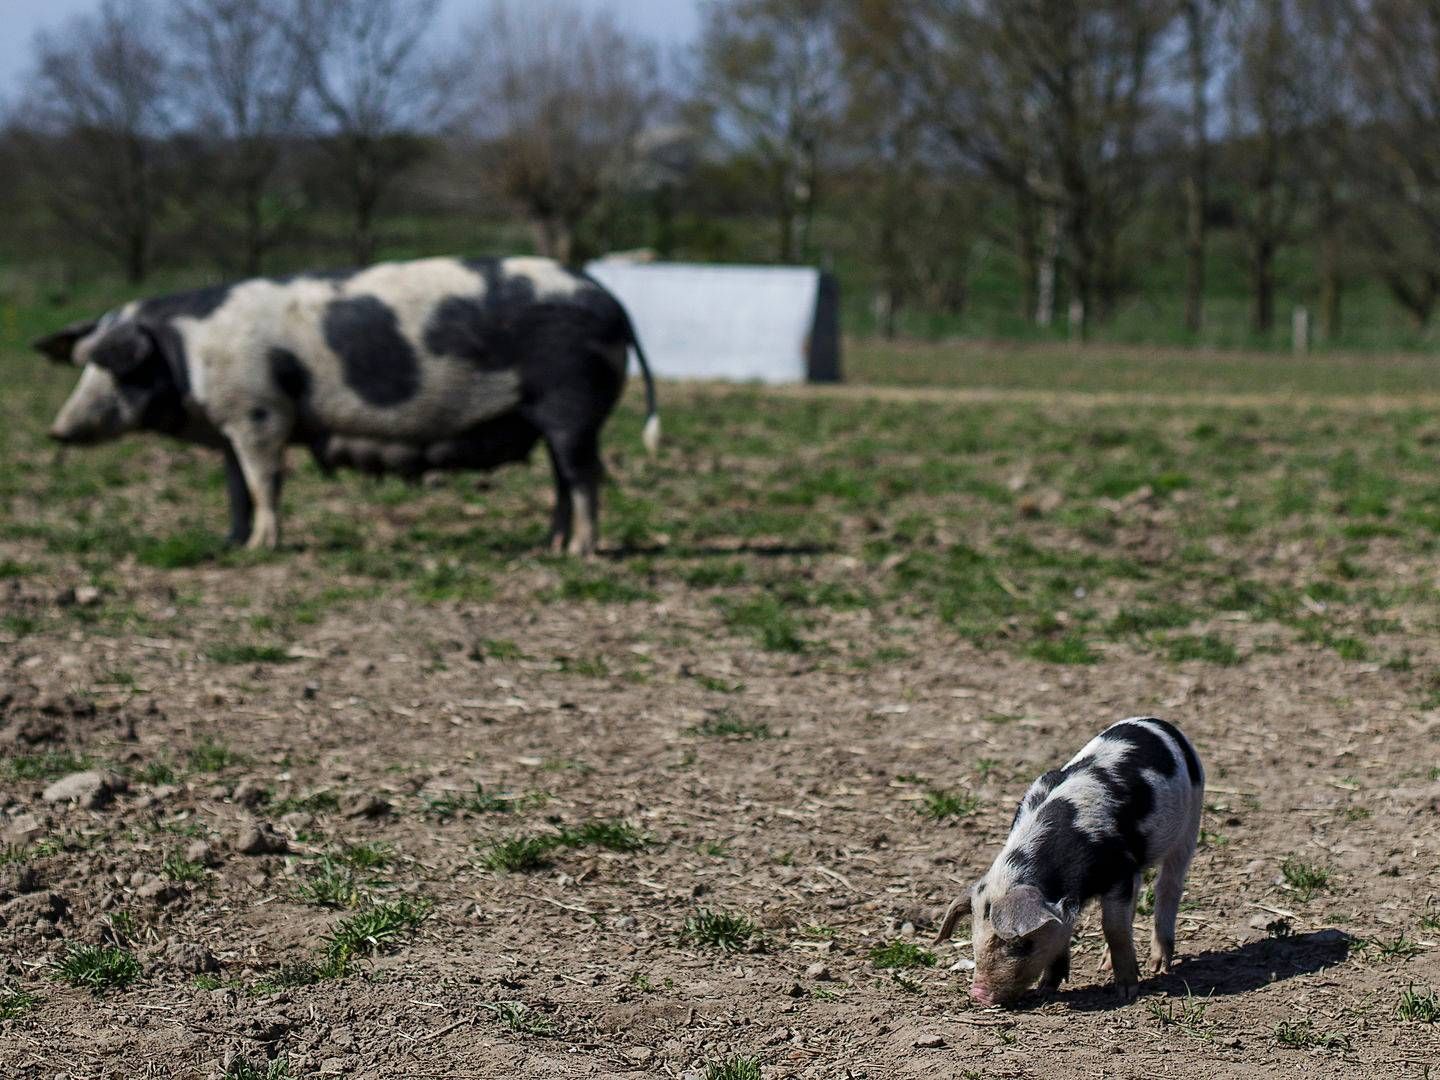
xmin=204 ymin=643 xmax=293 ymax=665
xmin=161 ymin=853 xmax=207 ymax=884
xmin=1396 ymin=984 xmax=1440 ymax=1023
xmin=4 ymin=751 xmax=91 ymax=782
xmin=187 ymin=739 xmax=248 ymax=772
xmin=684 ymin=713 xmax=773 ymax=740
xmin=551 ymin=568 xmax=655 ymax=604
xmin=325 ymin=897 xmax=432 ymax=963
xmin=479 ymin=835 xmax=561 ymax=873
xmin=1281 ymin=856 xmax=1332 ymax=901
xmin=717 ymin=594 xmax=807 ymax=652
xmin=134 ymin=529 xmax=225 ymax=569
xmin=470 ymin=638 xmax=525 ymax=662
xmin=223 ymin=1057 xmax=291 ymax=1080
xmin=705 ymin=1057 xmax=762 ymax=1080
xmin=426 ymin=784 xmax=531 ymax=819
xmin=1105 ymin=603 xmax=1197 ymax=636
xmin=683 ymin=561 xmax=748 ymax=588
xmin=1363 ymin=934 xmax=1423 ymax=961
xmin=1145 ymin=989 xmax=1214 ymax=1037
xmin=270 ymin=790 xmax=341 ymax=815
xmin=53 ymin=945 xmax=142 ymax=993
xmin=693 ymin=673 xmax=744 ymax=693
xmin=1274 ymin=1018 xmax=1349 ymax=1050
xmin=868 ymin=940 xmax=937 ymax=970
xmin=556 ymin=654 xmax=609 ymax=677
xmin=252 ymin=956 xmax=349 ymax=993
xmin=919 ymin=788 xmax=981 ymax=820
xmin=1165 ymin=634 xmax=1242 ymax=665
xmin=337 ymin=842 xmax=392 ymax=870
xmin=136 ymin=759 xmax=178 ymax=786
xmin=557 ymin=819 xmax=647 ymax=853
xmin=681 ymin=909 xmax=760 ymax=952
xmin=293 ymin=859 xmax=363 ymax=908
xmin=1026 ymin=634 xmax=1100 ymax=665
xmin=0 ymin=989 xmax=38 ymax=1019
xmin=482 ymin=1000 xmax=554 ymax=1035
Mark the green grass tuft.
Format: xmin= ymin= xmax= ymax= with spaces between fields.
xmin=0 ymin=989 xmax=39 ymax=1019
xmin=1165 ymin=634 xmax=1242 ymax=665
xmin=187 ymin=739 xmax=248 ymax=772
xmin=480 ymin=835 xmax=561 ymax=873
xmin=427 ymin=784 xmax=530 ymax=819
xmin=1026 ymin=634 xmax=1100 ymax=665
xmin=681 ymin=909 xmax=760 ymax=952
xmin=4 ymin=751 xmax=91 ymax=782
xmin=204 ymin=643 xmax=293 ymax=665
xmin=161 ymin=852 xmax=207 ymax=883
xmin=223 ymin=1057 xmax=292 ymax=1080
xmin=325 ymin=897 xmax=432 ymax=962
xmin=482 ymin=1000 xmax=554 ymax=1035
xmin=868 ymin=940 xmax=937 ymax=970
xmin=1396 ymin=984 xmax=1440 ymax=1023
xmin=684 ymin=713 xmax=773 ymax=740
xmin=919 ymin=788 xmax=981 ymax=820
xmin=53 ymin=945 xmax=142 ymax=992
xmin=1281 ymin=856 xmax=1332 ymax=901
xmin=705 ymin=1057 xmax=762 ymax=1080
xmin=717 ymin=594 xmax=807 ymax=652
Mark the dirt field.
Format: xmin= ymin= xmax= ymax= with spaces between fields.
xmin=3 ymin=363 xmax=1439 ymax=1079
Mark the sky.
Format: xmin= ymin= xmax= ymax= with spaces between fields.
xmin=0 ymin=0 xmax=704 ymax=101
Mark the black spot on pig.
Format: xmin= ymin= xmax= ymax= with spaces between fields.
xmin=1139 ymin=717 xmax=1204 ymax=784
xmin=1019 ymin=795 xmax=1150 ymax=906
xmin=1103 ymin=721 xmax=1181 ymax=781
xmin=137 ymin=283 xmax=234 ymax=323
xmin=269 ymin=348 xmax=311 ymax=402
xmin=423 ymin=296 xmax=514 ymax=372
xmin=323 ymin=296 xmax=420 ymax=407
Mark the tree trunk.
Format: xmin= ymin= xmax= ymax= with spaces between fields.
xmin=1251 ymin=238 xmax=1275 ymax=335
xmin=1183 ymin=0 xmax=1209 ymax=336
xmin=1035 ymin=202 xmax=1059 ymax=327
xmin=1014 ymin=189 xmax=1040 ymax=324
xmin=1317 ymin=185 xmax=1342 ymax=343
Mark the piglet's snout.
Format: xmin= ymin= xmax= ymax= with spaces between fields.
xmin=969 ymin=982 xmax=995 ymax=1006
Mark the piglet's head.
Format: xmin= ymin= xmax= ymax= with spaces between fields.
xmin=938 ymin=881 xmax=1072 ymax=1007
xmin=36 ymin=316 xmax=182 ymax=444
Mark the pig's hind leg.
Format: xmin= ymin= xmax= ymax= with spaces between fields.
xmin=1150 ymin=814 xmax=1200 ymax=974
xmin=222 ymin=444 xmax=255 ymax=546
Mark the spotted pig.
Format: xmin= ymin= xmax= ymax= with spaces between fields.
xmin=36 ymin=256 xmax=660 ymax=556
xmin=936 ymin=717 xmax=1204 ymax=1007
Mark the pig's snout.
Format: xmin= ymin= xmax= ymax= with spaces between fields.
xmin=969 ymin=982 xmax=996 ymax=1007
xmin=48 ymin=425 xmax=78 ymax=443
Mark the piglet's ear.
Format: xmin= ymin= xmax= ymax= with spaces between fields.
xmin=990 ymin=885 xmax=1063 ymax=940
xmin=32 ymin=319 xmax=100 ymax=363
xmin=934 ymin=895 xmax=969 ymax=944
xmin=88 ymin=322 xmax=155 ymax=377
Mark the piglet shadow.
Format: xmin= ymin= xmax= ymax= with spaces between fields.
xmin=1052 ymin=930 xmax=1355 ymax=1013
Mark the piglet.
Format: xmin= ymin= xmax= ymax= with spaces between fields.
xmin=936 ymin=717 xmax=1204 ymax=1006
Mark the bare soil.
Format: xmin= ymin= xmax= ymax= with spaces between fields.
xmin=2 ymin=385 xmax=1438 ymax=1080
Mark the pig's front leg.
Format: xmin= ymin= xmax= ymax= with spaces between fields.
xmin=1099 ymin=883 xmax=1141 ymax=1001
xmin=222 ymin=418 xmax=288 ymax=550
xmin=1041 ymin=947 xmax=1070 ymax=990
xmin=222 ymin=443 xmax=255 ymax=546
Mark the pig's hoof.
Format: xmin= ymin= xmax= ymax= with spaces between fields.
xmin=1115 ymin=980 xmax=1140 ymax=1002
xmin=1149 ymin=953 xmax=1172 ymax=975
xmin=1097 ymin=949 xmax=1113 ymax=975
xmin=548 ymin=533 xmax=567 ymax=555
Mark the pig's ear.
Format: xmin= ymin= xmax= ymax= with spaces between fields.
xmin=87 ymin=322 xmax=155 ymax=377
xmin=32 ymin=319 xmax=100 ymax=363
xmin=934 ymin=895 xmax=970 ymax=944
xmin=990 ymin=885 xmax=1064 ymax=940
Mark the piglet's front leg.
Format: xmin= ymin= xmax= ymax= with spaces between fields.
xmin=1100 ymin=892 xmax=1141 ymax=1001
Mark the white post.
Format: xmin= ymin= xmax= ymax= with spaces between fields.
xmin=1292 ymin=305 xmax=1310 ymax=355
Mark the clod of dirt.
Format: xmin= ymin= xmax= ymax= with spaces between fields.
xmin=342 ymin=793 xmax=391 ymax=819
xmin=41 ymin=770 xmax=125 ymax=810
xmin=185 ymin=840 xmax=218 ymax=867
xmin=804 ymin=963 xmax=832 ymax=981
xmin=913 ymin=1035 xmax=946 ymax=1049
xmin=235 ymin=823 xmax=288 ymax=856
xmin=136 ymin=878 xmax=183 ymax=905
xmin=230 ymin=780 xmax=268 ymax=808
xmin=164 ymin=940 xmax=219 ymax=973
xmin=1 ymin=812 xmax=45 ymax=847
xmin=1 ymin=863 xmax=44 ymax=900
xmin=0 ymin=890 xmax=68 ymax=930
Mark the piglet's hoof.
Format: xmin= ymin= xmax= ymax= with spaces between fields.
xmin=1115 ymin=979 xmax=1140 ymax=1002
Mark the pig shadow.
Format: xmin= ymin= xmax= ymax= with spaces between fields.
xmin=1049 ymin=929 xmax=1354 ymax=1012
xmin=603 ymin=541 xmax=836 ymax=560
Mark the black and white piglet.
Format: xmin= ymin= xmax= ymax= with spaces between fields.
xmin=936 ymin=717 xmax=1204 ymax=1006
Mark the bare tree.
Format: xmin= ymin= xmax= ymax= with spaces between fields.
xmin=1224 ymin=0 xmax=1309 ymax=336
xmin=456 ymin=0 xmax=662 ymax=264
xmin=290 ymin=0 xmax=446 ymax=264
xmin=169 ymin=0 xmax=305 ymax=275
xmin=696 ymin=0 xmax=844 ymax=263
xmin=17 ymin=0 xmax=175 ymax=282
xmin=1347 ymin=0 xmax=1440 ymax=328
xmin=1178 ymin=0 xmax=1224 ymax=335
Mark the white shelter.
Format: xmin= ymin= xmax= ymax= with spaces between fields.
xmin=585 ymin=259 xmax=841 ymax=384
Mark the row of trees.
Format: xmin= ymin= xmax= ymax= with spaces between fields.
xmin=8 ymin=0 xmax=1440 ymax=341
